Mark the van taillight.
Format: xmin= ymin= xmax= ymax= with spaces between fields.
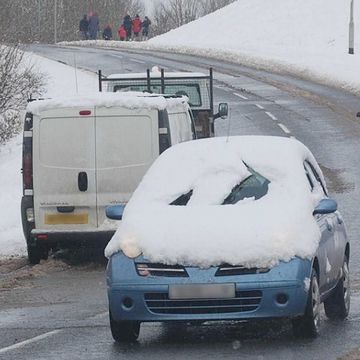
xmin=23 ymin=153 xmax=33 ymax=188
xmin=79 ymin=110 xmax=91 ymax=116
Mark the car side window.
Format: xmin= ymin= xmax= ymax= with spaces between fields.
xmin=304 ymin=161 xmax=327 ymax=196
xmin=304 ymin=164 xmax=314 ymax=191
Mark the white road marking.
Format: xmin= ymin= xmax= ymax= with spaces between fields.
xmin=214 ymin=85 xmax=225 ymax=89
xmin=233 ymin=92 xmax=248 ymax=100
xmin=255 ymin=104 xmax=265 ymax=109
xmin=265 ymin=111 xmax=277 ymax=121
xmin=90 ymin=311 xmax=109 ymax=319
xmin=131 ymin=59 xmax=145 ymax=64
xmin=278 ymin=123 xmax=291 ymax=134
xmin=0 ymin=330 xmax=62 ymax=354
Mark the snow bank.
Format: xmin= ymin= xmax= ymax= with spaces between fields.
xmin=105 ymin=136 xmax=325 ymax=268
xmin=60 ymin=0 xmax=360 ymax=94
xmin=27 ymin=92 xmax=188 ymax=115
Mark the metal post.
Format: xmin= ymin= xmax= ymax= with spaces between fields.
xmin=54 ymin=0 xmax=57 ymax=44
xmin=209 ymin=68 xmax=215 ymax=137
xmin=349 ymin=0 xmax=355 ymax=54
xmin=147 ymin=69 xmax=151 ymax=93
xmin=98 ymin=70 xmax=102 ymax=92
xmin=161 ymin=68 xmax=165 ymax=94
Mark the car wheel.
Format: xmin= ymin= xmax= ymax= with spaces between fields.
xmin=109 ymin=312 xmax=140 ymax=343
xmin=324 ymin=255 xmax=350 ymax=320
xmin=27 ymin=242 xmax=49 ymax=265
xmin=292 ymin=268 xmax=320 ymax=338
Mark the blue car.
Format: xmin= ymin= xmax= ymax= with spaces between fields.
xmin=105 ymin=136 xmax=349 ymax=342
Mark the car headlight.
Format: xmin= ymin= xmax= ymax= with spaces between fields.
xmin=121 ymin=241 xmax=142 ymax=259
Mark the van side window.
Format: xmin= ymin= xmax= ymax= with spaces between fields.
xmin=158 ymin=110 xmax=171 ymax=154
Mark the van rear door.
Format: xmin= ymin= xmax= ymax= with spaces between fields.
xmin=33 ymin=107 xmax=97 ymax=231
xmin=95 ymin=107 xmax=159 ymax=228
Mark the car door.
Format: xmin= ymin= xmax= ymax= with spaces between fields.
xmin=95 ymin=106 xmax=159 ymax=228
xmin=33 ymin=107 xmax=97 ymax=231
xmin=304 ymin=161 xmax=338 ymax=293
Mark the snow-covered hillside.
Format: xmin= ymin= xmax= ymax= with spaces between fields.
xmin=64 ymin=0 xmax=360 ymax=94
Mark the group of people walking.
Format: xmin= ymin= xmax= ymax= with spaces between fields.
xmin=79 ymin=13 xmax=151 ymax=41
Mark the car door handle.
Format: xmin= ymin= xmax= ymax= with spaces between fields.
xmin=78 ymin=172 xmax=88 ymax=192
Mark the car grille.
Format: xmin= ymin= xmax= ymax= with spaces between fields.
xmin=136 ymin=263 xmax=188 ymax=277
xmin=215 ymin=265 xmax=269 ymax=276
xmin=144 ymin=290 xmax=262 ymax=314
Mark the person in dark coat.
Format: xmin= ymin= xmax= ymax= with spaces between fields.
xmin=102 ymin=24 xmax=112 ymax=40
xmin=142 ymin=16 xmax=151 ymax=41
xmin=132 ymin=14 xmax=142 ymax=40
xmin=79 ymin=15 xmax=89 ymax=40
xmin=88 ymin=12 xmax=100 ymax=40
xmin=123 ymin=14 xmax=132 ymax=41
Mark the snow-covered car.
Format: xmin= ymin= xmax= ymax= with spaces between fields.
xmin=105 ymin=136 xmax=349 ymax=342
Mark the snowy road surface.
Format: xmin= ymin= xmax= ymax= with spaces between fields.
xmin=1 ymin=45 xmax=360 ymax=359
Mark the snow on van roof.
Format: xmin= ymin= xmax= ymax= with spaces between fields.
xmin=105 ymin=136 xmax=326 ymax=268
xmin=27 ymin=91 xmax=189 ymax=115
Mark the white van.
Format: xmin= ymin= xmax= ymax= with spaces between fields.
xmin=21 ymin=92 xmax=195 ymax=264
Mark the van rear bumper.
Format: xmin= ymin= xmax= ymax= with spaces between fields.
xmin=30 ymin=230 xmax=116 ymax=248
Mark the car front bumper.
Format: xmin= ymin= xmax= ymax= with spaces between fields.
xmin=107 ymin=254 xmax=313 ymax=322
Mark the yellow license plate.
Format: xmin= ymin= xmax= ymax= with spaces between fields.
xmin=44 ymin=213 xmax=89 ymax=225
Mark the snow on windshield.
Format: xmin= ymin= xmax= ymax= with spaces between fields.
xmin=105 ymin=136 xmax=325 ymax=268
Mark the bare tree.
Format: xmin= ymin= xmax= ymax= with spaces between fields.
xmin=0 ymin=0 xmax=144 ymax=43
xmin=200 ymin=0 xmax=235 ymax=16
xmin=152 ymin=0 xmax=234 ymax=37
xmin=0 ymin=45 xmax=45 ymax=143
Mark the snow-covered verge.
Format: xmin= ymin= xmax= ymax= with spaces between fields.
xmin=105 ymin=136 xmax=324 ymax=268
xmin=60 ymin=0 xmax=360 ymax=95
xmin=0 ymin=54 xmax=98 ymax=258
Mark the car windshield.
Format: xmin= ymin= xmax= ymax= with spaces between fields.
xmin=170 ymin=166 xmax=269 ymax=206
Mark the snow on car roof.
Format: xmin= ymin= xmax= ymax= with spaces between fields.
xmin=105 ymin=136 xmax=326 ymax=268
xmin=27 ymin=91 xmax=189 ymax=115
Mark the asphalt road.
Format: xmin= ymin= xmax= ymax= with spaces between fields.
xmin=1 ymin=44 xmax=360 ymax=359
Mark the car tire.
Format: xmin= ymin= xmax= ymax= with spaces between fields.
xmin=109 ymin=312 xmax=140 ymax=343
xmin=292 ymin=268 xmax=320 ymax=338
xmin=324 ymin=255 xmax=350 ymax=320
xmin=27 ymin=242 xmax=49 ymax=265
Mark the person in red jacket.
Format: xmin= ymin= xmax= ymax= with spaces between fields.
xmin=118 ymin=24 xmax=126 ymax=41
xmin=132 ymin=14 xmax=142 ymax=41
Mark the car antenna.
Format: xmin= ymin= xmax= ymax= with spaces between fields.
xmin=73 ymin=53 xmax=79 ymax=93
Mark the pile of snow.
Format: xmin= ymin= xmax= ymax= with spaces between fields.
xmin=27 ymin=92 xmax=189 ymax=115
xmin=0 ymin=53 xmax=98 ymax=259
xmin=61 ymin=0 xmax=360 ymax=94
xmin=105 ymin=136 xmax=325 ymax=268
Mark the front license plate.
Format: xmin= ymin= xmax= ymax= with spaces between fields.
xmin=169 ymin=283 xmax=235 ymax=300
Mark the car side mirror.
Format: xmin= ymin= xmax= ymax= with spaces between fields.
xmin=357 ymin=112 xmax=360 ymax=117
xmin=106 ymin=205 xmax=126 ymax=220
xmin=214 ymin=103 xmax=228 ymax=120
xmin=313 ymin=198 xmax=337 ymax=215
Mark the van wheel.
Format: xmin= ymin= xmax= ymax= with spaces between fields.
xmin=27 ymin=243 xmax=48 ymax=265
xmin=324 ymin=255 xmax=350 ymax=320
xmin=109 ymin=312 xmax=140 ymax=343
xmin=292 ymin=268 xmax=320 ymax=338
